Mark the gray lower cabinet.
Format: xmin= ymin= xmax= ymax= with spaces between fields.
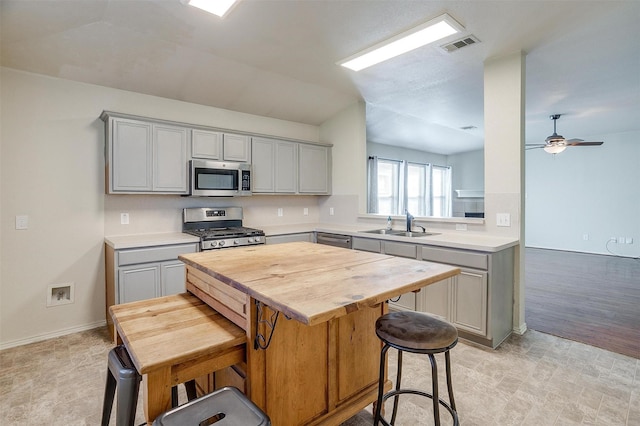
xmin=351 ymin=235 xmax=514 ymax=348
xmin=106 ymin=242 xmax=198 ymax=311
xmin=419 ymin=245 xmax=513 ymax=348
xmin=266 ymin=233 xmax=314 ymax=244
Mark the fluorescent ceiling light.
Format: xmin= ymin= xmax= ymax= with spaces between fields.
xmin=338 ymin=13 xmax=464 ymax=71
xmin=187 ymin=0 xmax=239 ymax=18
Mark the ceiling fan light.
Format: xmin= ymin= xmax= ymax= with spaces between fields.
xmin=543 ymin=145 xmax=567 ymax=154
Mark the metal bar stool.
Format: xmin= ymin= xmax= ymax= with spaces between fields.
xmin=152 ymin=386 xmax=271 ymax=426
xmin=101 ymin=345 xmax=197 ymax=426
xmin=373 ymin=311 xmax=459 ymax=426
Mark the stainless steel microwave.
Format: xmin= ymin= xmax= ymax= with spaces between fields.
xmin=189 ymin=159 xmax=251 ymax=196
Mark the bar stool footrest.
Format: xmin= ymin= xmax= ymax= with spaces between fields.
xmin=378 ymin=388 xmax=459 ymax=426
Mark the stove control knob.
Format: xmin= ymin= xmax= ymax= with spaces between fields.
xmin=234 ymin=239 xmax=240 ymax=245
xmin=218 ymin=240 xmax=225 ymax=247
xmin=248 ymin=237 xmax=254 ymax=243
xmin=255 ymin=236 xmax=261 ymax=242
xmin=210 ymin=241 xmax=218 ymax=247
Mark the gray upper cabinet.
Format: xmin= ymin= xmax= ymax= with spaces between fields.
xmin=191 ymin=129 xmax=222 ymax=160
xmin=153 ymin=124 xmax=189 ymax=192
xmin=251 ymin=137 xmax=297 ymax=193
xmin=252 ymin=137 xmax=331 ymax=195
xmin=191 ymin=130 xmax=251 ymax=163
xmin=222 ymin=133 xmax=251 ymax=163
xmin=111 ymin=118 xmax=153 ymax=191
xmin=298 ymin=144 xmax=331 ymax=194
xmin=103 ymin=112 xmax=189 ymax=194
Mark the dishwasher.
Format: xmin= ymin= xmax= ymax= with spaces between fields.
xmin=316 ymin=232 xmax=352 ymax=249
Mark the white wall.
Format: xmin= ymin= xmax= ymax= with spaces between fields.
xmin=0 ymin=68 xmax=325 ymax=348
xmin=526 ymin=130 xmax=639 ymax=258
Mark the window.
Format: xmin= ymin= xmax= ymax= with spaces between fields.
xmin=375 ymin=159 xmax=402 ymax=215
xmin=368 ymin=156 xmax=451 ymax=216
xmin=406 ymin=162 xmax=428 ymax=216
xmin=431 ymin=165 xmax=452 ymax=217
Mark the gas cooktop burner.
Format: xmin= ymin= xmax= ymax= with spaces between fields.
xmin=184 ymin=226 xmax=264 ymax=240
xmin=182 ymin=207 xmax=265 ymax=250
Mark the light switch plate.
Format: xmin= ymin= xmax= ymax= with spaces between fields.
xmin=496 ymin=213 xmax=511 ymax=227
xmin=15 ymin=215 xmax=29 ymax=230
xmin=120 ymin=213 xmax=130 ymax=225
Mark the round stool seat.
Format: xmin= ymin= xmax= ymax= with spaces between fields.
xmin=376 ymin=311 xmax=458 ymax=352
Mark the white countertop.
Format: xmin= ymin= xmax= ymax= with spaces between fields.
xmin=104 ymin=232 xmax=199 ymax=250
xmin=105 ymin=224 xmax=519 ymax=252
xmin=261 ymin=223 xmax=519 ymax=252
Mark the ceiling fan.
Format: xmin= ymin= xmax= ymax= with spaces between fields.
xmin=526 ymin=114 xmax=604 ymax=154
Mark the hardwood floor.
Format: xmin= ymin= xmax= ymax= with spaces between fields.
xmin=525 ymin=247 xmax=640 ymax=359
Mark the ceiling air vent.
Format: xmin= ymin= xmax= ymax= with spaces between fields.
xmin=440 ymin=35 xmax=480 ymax=53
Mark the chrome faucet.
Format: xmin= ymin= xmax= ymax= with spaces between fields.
xmin=406 ymin=210 xmax=426 ymax=233
xmin=405 ymin=210 xmax=414 ymax=232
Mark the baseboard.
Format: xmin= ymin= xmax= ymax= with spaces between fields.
xmin=513 ymin=322 xmax=527 ymax=335
xmin=0 ymin=320 xmax=107 ymax=351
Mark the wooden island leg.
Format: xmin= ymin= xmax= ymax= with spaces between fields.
xmin=143 ymin=367 xmax=172 ymax=425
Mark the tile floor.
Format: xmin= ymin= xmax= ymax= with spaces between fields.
xmin=0 ymin=326 xmax=638 ymax=425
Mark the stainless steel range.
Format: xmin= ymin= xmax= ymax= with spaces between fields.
xmin=182 ymin=207 xmax=265 ymax=250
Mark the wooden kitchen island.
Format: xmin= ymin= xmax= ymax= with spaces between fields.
xmin=179 ymin=242 xmax=460 ymax=426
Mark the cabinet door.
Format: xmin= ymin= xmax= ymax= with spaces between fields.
xmin=192 ymin=129 xmax=222 ymax=160
xmin=298 ymin=144 xmax=330 ymax=194
xmin=352 ymin=237 xmax=381 ymax=253
xmin=111 ymin=118 xmax=152 ymax=192
xmin=450 ymin=268 xmax=488 ymax=336
xmin=274 ymin=141 xmax=297 ymax=193
xmin=161 ymin=261 xmax=186 ymax=296
xmin=266 ymin=233 xmax=313 ymax=244
xmin=251 ymin=138 xmax=275 ymax=192
xmin=118 ymin=264 xmax=160 ymax=304
xmin=418 ymin=278 xmax=451 ymax=321
xmin=153 ymin=124 xmax=189 ymax=192
xmin=223 ymin=133 xmax=251 ymax=162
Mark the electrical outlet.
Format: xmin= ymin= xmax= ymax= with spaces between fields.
xmin=496 ymin=213 xmax=511 ymax=227
xmin=15 ymin=215 xmax=29 ymax=230
xmin=582 ymin=234 xmax=589 ymax=241
xmin=120 ymin=213 xmax=129 ymax=225
xmin=329 ymin=207 xmax=334 ymax=216
xmin=303 ymin=208 xmax=309 ymax=216
xmin=618 ymin=236 xmax=625 ymax=244
xmin=626 ymin=237 xmax=634 ymax=244
xmin=277 ymin=208 xmax=283 ymax=217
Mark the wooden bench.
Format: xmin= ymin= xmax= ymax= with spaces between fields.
xmin=109 ymin=293 xmax=247 ymax=425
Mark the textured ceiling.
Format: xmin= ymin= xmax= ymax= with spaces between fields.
xmin=2 ymin=0 xmax=639 ymax=155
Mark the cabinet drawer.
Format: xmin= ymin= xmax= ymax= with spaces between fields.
xmin=384 ymin=242 xmax=417 ymax=259
xmin=186 ymin=266 xmax=248 ymax=330
xmin=421 ymin=246 xmax=487 ymax=270
xmin=352 ymin=237 xmax=381 ymax=253
xmin=118 ymin=244 xmax=197 ymax=266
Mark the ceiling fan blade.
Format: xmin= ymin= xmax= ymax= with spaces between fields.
xmin=525 ymin=146 xmax=544 ymax=150
xmin=565 ymin=141 xmax=604 ymax=147
xmin=525 ymin=144 xmax=545 ymax=146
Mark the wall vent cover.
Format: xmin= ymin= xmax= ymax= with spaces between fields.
xmin=441 ymin=35 xmax=481 ymax=53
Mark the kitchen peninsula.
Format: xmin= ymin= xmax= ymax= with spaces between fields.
xmin=179 ymin=242 xmax=460 ymax=426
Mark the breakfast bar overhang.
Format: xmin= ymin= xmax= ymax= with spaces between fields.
xmin=179 ymin=242 xmax=460 ymax=425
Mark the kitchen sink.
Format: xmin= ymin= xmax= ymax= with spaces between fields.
xmin=359 ymin=229 xmax=440 ymax=237
xmin=359 ymin=229 xmax=396 ymax=235
xmin=389 ymin=231 xmax=440 ymax=238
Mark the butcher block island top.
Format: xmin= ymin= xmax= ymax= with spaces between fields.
xmin=178 ymin=241 xmax=460 ymax=326
xmin=178 ymin=242 xmax=461 ymax=426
